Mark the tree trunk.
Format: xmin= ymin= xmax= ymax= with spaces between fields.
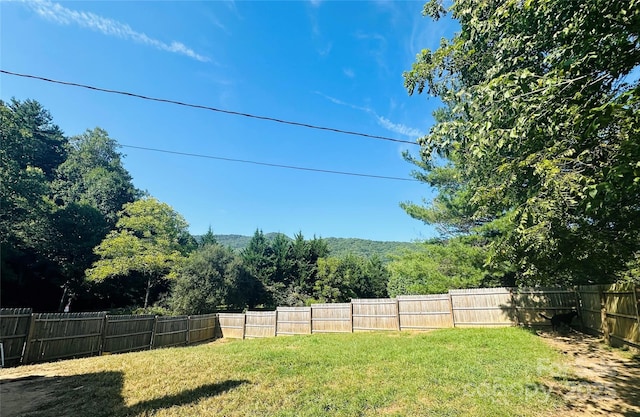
xmin=58 ymin=284 xmax=68 ymax=312
xmin=144 ymin=276 xmax=152 ymax=309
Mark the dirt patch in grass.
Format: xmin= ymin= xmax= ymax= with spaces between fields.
xmin=0 ymin=373 xmax=61 ymax=417
xmin=536 ymin=330 xmax=640 ymax=416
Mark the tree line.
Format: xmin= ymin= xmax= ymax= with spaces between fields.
xmin=0 ymin=100 xmax=390 ymax=313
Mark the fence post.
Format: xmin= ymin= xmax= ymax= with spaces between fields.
xmin=574 ymin=286 xmax=585 ymax=331
xmin=273 ymin=310 xmax=278 ymax=338
xmin=187 ymin=316 xmax=191 ymax=345
xmin=150 ymin=315 xmax=159 ymax=349
xmin=448 ymin=291 xmax=455 ymax=328
xmin=308 ymin=306 xmax=313 ymax=334
xmin=349 ymin=302 xmax=354 ymax=333
xmin=242 ymin=313 xmax=247 ymax=340
xmin=599 ymin=286 xmax=610 ymax=346
xmin=395 ymin=298 xmax=401 ymax=331
xmin=99 ymin=315 xmax=108 ymax=355
xmin=509 ymin=288 xmax=519 ymax=326
xmin=633 ymin=286 xmax=640 ymax=339
xmin=20 ymin=313 xmax=37 ymax=365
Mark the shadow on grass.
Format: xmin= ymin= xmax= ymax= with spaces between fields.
xmin=0 ymin=372 xmax=248 ymax=417
xmin=533 ymin=331 xmax=640 ymax=416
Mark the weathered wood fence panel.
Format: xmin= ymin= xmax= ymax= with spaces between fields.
xmin=450 ymin=288 xmax=514 ymax=327
xmin=397 ymin=295 xmax=452 ymax=330
xmin=514 ymin=288 xmax=577 ymax=326
xmin=577 ymin=285 xmax=603 ymax=336
xmin=311 ymin=303 xmax=352 ymax=333
xmin=352 ymin=299 xmax=399 ymax=331
xmin=102 ymin=315 xmax=155 ymax=354
xmin=23 ymin=312 xmax=106 ymax=364
xmin=153 ymin=316 xmax=188 ymax=348
xmin=188 ymin=314 xmax=218 ymax=344
xmin=602 ymin=283 xmax=639 ymax=348
xmin=0 ymin=308 xmax=32 ymax=366
xmin=217 ymin=313 xmax=246 ymax=339
xmin=245 ymin=311 xmax=277 ymax=338
xmin=276 ymin=307 xmax=311 ymax=336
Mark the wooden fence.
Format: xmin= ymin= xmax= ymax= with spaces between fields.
xmin=245 ymin=311 xmax=277 ymax=338
xmin=578 ymin=283 xmax=640 ymax=348
xmin=352 ymin=299 xmax=399 ymax=331
xmin=1 ymin=284 xmax=638 ymax=366
xmin=397 ymin=295 xmax=453 ymax=330
xmin=23 ymin=312 xmax=106 ymax=364
xmin=102 ymin=314 xmax=155 ymax=354
xmin=188 ymin=314 xmax=218 ymax=344
xmin=311 ymin=303 xmax=352 ymax=333
xmin=217 ymin=313 xmax=246 ymax=339
xmin=276 ymin=307 xmax=311 ymax=336
xmin=0 ymin=308 xmax=32 ymax=366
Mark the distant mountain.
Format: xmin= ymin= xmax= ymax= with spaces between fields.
xmin=212 ymin=234 xmax=418 ymax=260
xmin=323 ymin=237 xmax=417 ymax=260
xmin=214 ymin=233 xmax=282 ymax=251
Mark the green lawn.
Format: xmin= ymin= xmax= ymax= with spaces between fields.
xmin=1 ymin=328 xmax=568 ymax=416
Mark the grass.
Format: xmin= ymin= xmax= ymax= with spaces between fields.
xmin=0 ymin=328 xmax=569 ymax=416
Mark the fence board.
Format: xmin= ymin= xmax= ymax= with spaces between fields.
xmin=23 ymin=312 xmax=106 ymax=364
xmin=0 ymin=308 xmax=32 ymax=366
xmin=352 ymin=299 xmax=399 ymax=331
xmin=450 ymin=288 xmax=515 ymax=327
xmin=577 ymin=286 xmax=603 ymax=335
xmin=397 ymin=295 xmax=452 ymax=330
xmin=311 ymin=303 xmax=352 ymax=333
xmin=276 ymin=307 xmax=311 ymax=336
xmin=245 ymin=311 xmax=277 ymax=338
xmin=102 ymin=315 xmax=155 ymax=354
xmin=602 ymin=283 xmax=639 ymax=348
xmin=514 ymin=288 xmax=578 ymax=326
xmin=153 ymin=316 xmax=188 ymax=348
xmin=188 ymin=314 xmax=218 ymax=344
xmin=217 ymin=313 xmax=246 ymax=339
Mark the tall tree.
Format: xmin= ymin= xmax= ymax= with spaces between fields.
xmin=241 ymin=229 xmax=276 ymax=306
xmin=403 ymin=0 xmax=640 ymax=284
xmin=53 ymin=128 xmax=138 ymax=226
xmin=86 ymin=197 xmax=195 ymax=308
xmin=169 ymin=243 xmax=258 ymax=314
xmin=0 ymin=99 xmax=68 ymax=310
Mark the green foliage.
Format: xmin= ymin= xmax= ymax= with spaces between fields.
xmin=314 ymin=254 xmax=390 ymax=303
xmin=241 ymin=230 xmax=331 ymax=307
xmin=87 ymin=197 xmax=193 ymax=308
xmin=404 ymin=0 xmax=640 ymax=284
xmin=52 ymin=128 xmax=139 ymax=226
xmin=387 ymin=239 xmax=487 ymax=296
xmin=169 ymin=243 xmax=260 ymax=314
xmin=0 ymin=99 xmax=144 ymax=310
xmin=1 ymin=99 xmax=70 ymax=309
xmin=214 ymin=233 xmax=418 ymax=260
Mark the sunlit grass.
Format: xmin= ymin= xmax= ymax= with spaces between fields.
xmin=0 ymin=328 xmax=567 ymax=416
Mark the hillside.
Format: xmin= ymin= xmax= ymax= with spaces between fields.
xmin=213 ymin=234 xmax=418 ymax=259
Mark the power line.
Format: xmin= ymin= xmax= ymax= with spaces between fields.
xmin=121 ymin=144 xmax=419 ymax=182
xmin=0 ymin=69 xmax=420 ymax=146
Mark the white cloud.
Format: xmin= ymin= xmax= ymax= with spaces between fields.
xmin=316 ymin=92 xmax=421 ymax=139
xmin=343 ymin=68 xmax=355 ymax=78
xmin=376 ymin=116 xmax=421 ymax=138
xmin=24 ymin=0 xmax=211 ymax=62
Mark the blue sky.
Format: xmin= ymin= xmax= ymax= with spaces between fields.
xmin=1 ymin=0 xmax=458 ymax=242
